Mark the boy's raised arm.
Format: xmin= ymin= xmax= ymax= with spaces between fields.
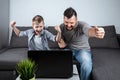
xmin=10 ymin=21 xmax=20 ymax=36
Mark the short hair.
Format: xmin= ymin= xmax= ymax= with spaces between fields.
xmin=32 ymin=15 xmax=44 ymax=23
xmin=64 ymin=7 xmax=77 ymax=19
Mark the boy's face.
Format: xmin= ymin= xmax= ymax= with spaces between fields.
xmin=33 ymin=21 xmax=44 ymax=35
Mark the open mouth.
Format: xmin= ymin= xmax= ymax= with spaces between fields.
xmin=66 ymin=27 xmax=73 ymax=30
xmin=35 ymin=31 xmax=41 ymax=34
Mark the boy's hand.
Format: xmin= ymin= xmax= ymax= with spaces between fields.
xmin=54 ymin=26 xmax=61 ymax=33
xmin=10 ymin=21 xmax=16 ymax=28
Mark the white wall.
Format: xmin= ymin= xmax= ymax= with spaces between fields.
xmin=0 ymin=0 xmax=9 ymax=49
xmin=10 ymin=0 xmax=120 ymax=33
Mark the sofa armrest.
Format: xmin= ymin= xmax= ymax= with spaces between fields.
xmin=117 ymin=34 xmax=120 ymax=46
xmin=0 ymin=48 xmax=8 ymax=54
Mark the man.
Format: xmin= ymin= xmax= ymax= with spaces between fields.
xmin=56 ymin=7 xmax=105 ymax=80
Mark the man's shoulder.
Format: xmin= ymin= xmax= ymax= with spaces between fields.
xmin=60 ymin=23 xmax=65 ymax=27
xmin=78 ymin=21 xmax=88 ymax=25
xmin=60 ymin=23 xmax=65 ymax=31
xmin=78 ymin=21 xmax=91 ymax=28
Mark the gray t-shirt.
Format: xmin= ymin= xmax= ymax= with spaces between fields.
xmin=60 ymin=21 xmax=91 ymax=50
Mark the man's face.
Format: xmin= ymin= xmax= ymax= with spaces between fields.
xmin=33 ymin=21 xmax=44 ymax=35
xmin=64 ymin=15 xmax=77 ymax=30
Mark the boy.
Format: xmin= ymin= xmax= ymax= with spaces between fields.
xmin=10 ymin=15 xmax=61 ymax=50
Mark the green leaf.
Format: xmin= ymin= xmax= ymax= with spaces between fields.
xmin=16 ymin=58 xmax=37 ymax=79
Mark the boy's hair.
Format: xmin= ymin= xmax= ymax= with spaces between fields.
xmin=64 ymin=7 xmax=77 ymax=19
xmin=32 ymin=15 xmax=44 ymax=23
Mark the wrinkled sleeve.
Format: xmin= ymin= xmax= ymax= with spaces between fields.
xmin=45 ymin=30 xmax=55 ymax=42
xmin=82 ymin=22 xmax=91 ymax=36
xmin=19 ymin=30 xmax=28 ymax=37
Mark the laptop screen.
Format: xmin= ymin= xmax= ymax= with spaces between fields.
xmin=28 ymin=50 xmax=73 ymax=78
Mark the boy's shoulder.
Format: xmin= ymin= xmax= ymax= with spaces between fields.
xmin=26 ymin=29 xmax=34 ymax=32
xmin=42 ymin=29 xmax=50 ymax=34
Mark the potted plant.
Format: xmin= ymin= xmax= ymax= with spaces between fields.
xmin=16 ymin=58 xmax=37 ymax=80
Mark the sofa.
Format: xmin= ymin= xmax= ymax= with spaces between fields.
xmin=0 ymin=25 xmax=120 ymax=80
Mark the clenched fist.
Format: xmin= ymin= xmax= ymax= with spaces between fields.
xmin=94 ymin=26 xmax=105 ymax=39
xmin=10 ymin=21 xmax=16 ymax=28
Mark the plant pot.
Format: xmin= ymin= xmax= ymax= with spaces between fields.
xmin=16 ymin=75 xmax=35 ymax=80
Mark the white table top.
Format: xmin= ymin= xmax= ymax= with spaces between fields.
xmin=16 ymin=65 xmax=80 ymax=80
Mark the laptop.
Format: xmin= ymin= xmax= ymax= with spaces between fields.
xmin=28 ymin=50 xmax=73 ymax=78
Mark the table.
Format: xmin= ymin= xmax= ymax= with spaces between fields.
xmin=16 ymin=65 xmax=80 ymax=80
xmin=36 ymin=65 xmax=80 ymax=80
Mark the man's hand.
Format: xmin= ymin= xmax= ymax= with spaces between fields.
xmin=10 ymin=21 xmax=16 ymax=28
xmin=94 ymin=26 xmax=105 ymax=38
